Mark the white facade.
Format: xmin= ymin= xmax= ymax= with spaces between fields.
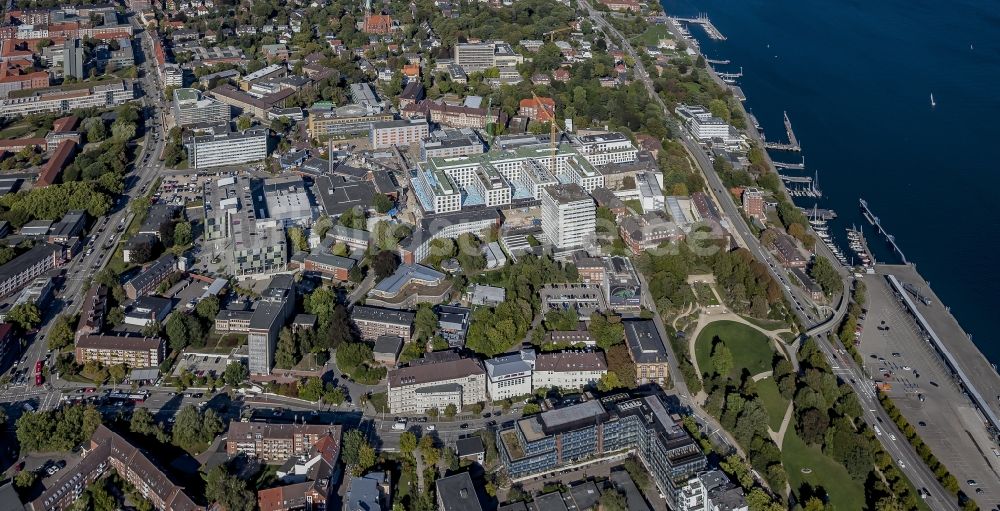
xmin=541 ymin=184 xmax=596 ymax=249
xmin=532 ymin=352 xmax=607 ymax=391
xmin=387 ymin=358 xmax=487 ymax=414
xmin=0 ymin=81 xmax=133 ymax=117
xmin=675 ymin=104 xmax=731 ymax=141
xmin=186 ymin=128 xmax=268 ymax=169
xmin=637 ymin=172 xmax=665 ymax=212
xmin=573 ymin=132 xmax=639 ymax=166
xmin=485 ymin=350 xmax=535 ymax=400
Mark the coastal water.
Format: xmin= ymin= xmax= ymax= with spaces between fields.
xmin=659 ymin=0 xmax=1000 ymax=361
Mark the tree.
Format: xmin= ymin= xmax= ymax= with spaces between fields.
xmin=414 ymin=304 xmax=438 ymax=340
xmin=599 ymin=491 xmax=627 ymax=511
xmin=196 ymin=296 xmax=220 ymax=323
xmin=711 ymin=339 xmax=733 ymax=378
xmin=372 ymin=250 xmax=399 ymax=282
xmin=223 ymin=362 xmax=248 ymax=386
xmin=288 ymin=227 xmax=309 ymax=252
xmin=14 ymin=469 xmax=36 ymax=488
xmin=798 ymin=407 xmax=830 ymax=445
xmin=373 ymin=194 xmax=393 ymax=214
xmin=8 ymin=303 xmax=41 ymax=331
xmin=174 ymin=221 xmax=192 ymax=246
xmin=444 ymin=403 xmax=457 ymax=418
xmin=236 ymin=115 xmax=252 ymax=131
xmin=275 ymin=328 xmax=299 ymax=369
xmin=48 ymin=314 xmax=76 ymax=350
xmin=597 ymin=371 xmax=625 ymax=392
xmin=111 ymin=120 xmax=136 ymax=141
xmin=108 ymin=364 xmax=127 ymax=384
xmin=87 ymin=120 xmax=107 ymax=143
xmin=165 ymin=314 xmax=189 ymax=351
xmin=589 ymin=312 xmax=624 ymax=350
xmin=206 ymin=466 xmax=255 ymax=511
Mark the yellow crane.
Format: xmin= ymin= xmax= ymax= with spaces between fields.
xmin=531 ymin=91 xmax=561 ymax=168
xmin=543 ymin=26 xmax=572 ymax=42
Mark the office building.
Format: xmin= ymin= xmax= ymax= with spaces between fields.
xmin=398 ymin=209 xmax=501 ymax=264
xmin=387 ymin=354 xmax=486 ymax=413
xmin=172 ymin=88 xmax=231 ymax=126
xmin=0 ymin=81 xmax=133 ymax=117
xmin=571 ymin=132 xmax=638 ymax=166
xmin=742 ymin=187 xmax=764 ymax=221
xmin=0 ymin=243 xmax=65 ymax=299
xmin=247 ymin=275 xmax=295 ymax=375
xmin=307 ymin=105 xmax=393 ymax=137
xmin=402 ymin=98 xmax=493 ymax=129
xmin=420 ymin=128 xmax=484 ymax=161
xmin=260 ymin=175 xmax=313 ymax=228
xmin=328 ymin=225 xmax=370 ymax=251
xmin=541 ymin=183 xmax=595 ymax=250
xmin=369 ymin=117 xmax=429 ymax=149
xmin=675 ymin=104 xmax=734 ymax=142
xmin=123 ymin=254 xmax=176 ymax=300
xmin=63 ymin=38 xmax=85 ymax=79
xmin=75 ymin=335 xmax=165 ymax=368
xmin=203 ymin=176 xmax=287 ymax=278
xmin=485 ymin=349 xmax=536 ymax=401
xmin=533 ymin=351 xmax=607 ymax=390
xmin=636 ymin=171 xmax=664 ymax=212
xmin=123 ymin=296 xmax=172 ymax=327
xmin=498 ymin=393 xmax=706 ymax=510
xmin=624 ymin=320 xmax=670 ymax=385
xmin=352 ymin=305 xmax=415 ymax=342
xmin=437 ymin=305 xmax=470 ymax=347
xmin=454 ymin=41 xmax=523 ymax=73
xmin=619 ymin=211 xmax=683 ymax=255
xmin=436 ymin=472 xmax=483 ymax=511
xmin=185 ymin=125 xmax=268 ymax=169
xmin=27 ymin=425 xmax=201 ymax=511
xmin=226 ymin=421 xmax=340 ymax=463
xmin=603 ymin=256 xmax=642 ymax=312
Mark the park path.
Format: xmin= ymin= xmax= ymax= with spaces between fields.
xmin=671 ymin=302 xmax=697 ymax=331
xmin=751 ymin=370 xmax=773 ymax=382
xmin=415 ymin=450 xmax=425 ymax=493
xmin=767 ymin=401 xmax=794 ymax=451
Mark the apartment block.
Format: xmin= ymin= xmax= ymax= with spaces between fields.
xmin=453 ymin=41 xmax=523 ymax=73
xmin=571 ymin=132 xmax=638 ymax=166
xmin=485 ymin=349 xmax=535 ymax=401
xmin=0 ymin=243 xmax=65 ymax=299
xmin=123 ymin=254 xmax=176 ymax=300
xmin=226 ymin=421 xmax=340 ymax=464
xmin=74 ymin=335 xmax=165 ymax=368
xmin=532 ymin=351 xmax=607 ymax=390
xmin=0 ymin=80 xmax=134 ymax=117
xmin=420 ymin=128 xmax=484 ymax=161
xmin=351 ymin=305 xmax=415 ymax=343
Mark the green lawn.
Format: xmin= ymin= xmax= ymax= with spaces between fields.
xmin=782 ymin=429 xmax=865 ymax=510
xmin=695 ymin=320 xmax=775 ymax=378
xmin=624 ymin=199 xmax=644 ymax=214
xmin=739 ymin=315 xmax=788 ymax=331
xmin=755 ymin=377 xmax=788 ymax=431
xmin=631 ymin=23 xmax=672 ymax=47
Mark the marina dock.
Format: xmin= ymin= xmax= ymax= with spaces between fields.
xmin=762 ymin=111 xmax=802 ymax=151
xmin=673 ymin=14 xmax=727 ymax=41
xmin=859 ymin=198 xmax=907 ymax=264
xmin=798 ymin=206 xmax=837 ymax=220
xmin=779 ymin=171 xmax=821 ymax=197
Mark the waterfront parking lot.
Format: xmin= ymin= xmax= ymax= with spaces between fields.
xmin=859 ymin=269 xmax=1000 ymax=503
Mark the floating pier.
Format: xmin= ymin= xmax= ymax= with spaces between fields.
xmin=773 ymin=157 xmax=805 ymax=170
xmin=673 ymin=14 xmax=727 ymax=41
xmin=780 ymin=171 xmax=821 ymax=198
xmin=859 ymin=198 xmax=907 ymax=264
xmin=716 ymin=67 xmax=743 ymax=83
xmin=705 ymin=57 xmax=730 ymax=65
xmin=799 ymin=206 xmax=837 ymax=221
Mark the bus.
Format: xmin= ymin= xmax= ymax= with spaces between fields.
xmin=108 ymin=391 xmax=148 ymax=403
xmin=34 ymin=360 xmax=43 ymax=386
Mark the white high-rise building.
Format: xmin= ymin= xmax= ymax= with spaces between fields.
xmin=541 ymin=183 xmax=595 ymax=250
xmin=185 ymin=126 xmax=268 ymax=169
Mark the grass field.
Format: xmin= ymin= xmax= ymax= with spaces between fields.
xmin=695 ymin=320 xmax=775 ymax=378
xmin=631 ymin=23 xmax=672 ymax=47
xmin=624 ymin=198 xmax=643 ymax=214
xmin=755 ymin=377 xmax=788 ymax=431
xmin=782 ymin=429 xmax=865 ymax=510
xmin=740 ymin=315 xmax=788 ymax=331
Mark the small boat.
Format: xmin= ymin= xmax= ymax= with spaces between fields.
xmin=930 ymin=93 xmax=936 ymax=108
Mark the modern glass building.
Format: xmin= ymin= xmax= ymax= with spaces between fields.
xmin=498 ymin=393 xmax=706 ymax=509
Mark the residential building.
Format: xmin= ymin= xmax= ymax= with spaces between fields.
xmin=387 ymin=354 xmax=486 ymax=413
xmin=741 ymin=187 xmax=764 ymax=222
xmin=247 ymin=275 xmax=295 ymax=375
xmin=675 ymin=104 xmax=734 ymax=142
xmin=624 ymin=320 xmax=670 ymax=385
xmin=27 ymin=425 xmax=201 ymax=511
xmin=517 ymin=97 xmax=555 ymax=122
xmin=344 ymin=472 xmax=389 ymax=511
xmin=203 ymin=176 xmax=287 ymax=278
xmin=677 ymin=471 xmax=748 ymax=511
xmin=636 ymin=171 xmax=664 ymax=212
xmin=76 ymin=285 xmax=107 ymax=341
xmin=0 ymin=243 xmax=65 ymax=299
xmin=369 ymin=117 xmax=429 ymax=149
xmin=352 ymin=305 xmax=415 ymax=343
xmin=0 ymin=80 xmax=133 ymax=117
xmin=532 ymin=351 xmax=607 ymax=390
xmin=541 ymin=183 xmax=595 ymax=250
xmin=75 ymin=335 xmax=165 ymax=368
xmin=420 ymin=128 xmax=484 ymax=161
xmin=373 ymin=335 xmax=404 ymax=366
xmin=485 ymin=349 xmax=535 ymax=401
xmin=307 ymin=105 xmax=393 ymax=137
xmin=436 ymin=472 xmax=483 ymax=511
xmin=172 ymin=88 xmax=231 ymax=126
xmin=498 ymin=393 xmax=706 ymax=510
xmin=123 ymin=296 xmax=172 ymax=327
xmin=226 ymin=421 xmax=340 ymax=463
xmin=456 ymin=437 xmax=486 ymax=465
xmin=123 ymin=254 xmax=176 ymax=300
xmin=437 ymin=305 xmax=470 ymax=347
xmin=185 ymin=125 xmax=268 ymax=169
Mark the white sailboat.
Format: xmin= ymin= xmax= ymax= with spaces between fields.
xmin=930 ymin=93 xmax=936 ymax=108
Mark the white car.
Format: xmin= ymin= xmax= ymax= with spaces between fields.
xmin=897 ymin=458 xmax=905 ymax=469
xmin=425 ymin=425 xmax=436 ymax=431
